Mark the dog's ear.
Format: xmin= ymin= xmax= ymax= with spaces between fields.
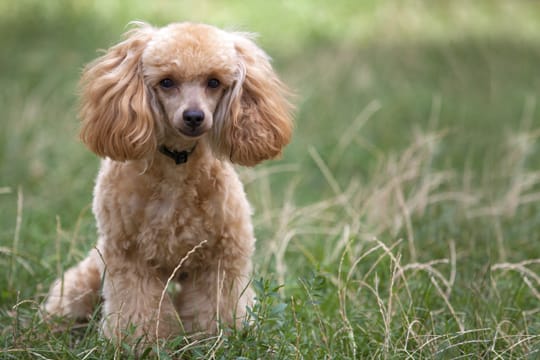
xmin=79 ymin=24 xmax=156 ymax=161
xmin=213 ymin=33 xmax=294 ymax=166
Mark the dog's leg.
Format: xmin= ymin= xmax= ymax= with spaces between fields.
xmin=100 ymin=259 xmax=179 ymax=342
xmin=174 ymin=260 xmax=254 ymax=334
xmin=43 ymin=248 xmax=102 ymax=320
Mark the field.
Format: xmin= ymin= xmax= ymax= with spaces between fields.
xmin=1 ymin=0 xmax=540 ymax=358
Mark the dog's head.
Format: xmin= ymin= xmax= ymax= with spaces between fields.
xmin=79 ymin=22 xmax=293 ymax=166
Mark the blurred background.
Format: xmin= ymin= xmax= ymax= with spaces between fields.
xmin=2 ymin=0 xmax=540 ymax=292
xmin=1 ymin=1 xmax=540 ymax=354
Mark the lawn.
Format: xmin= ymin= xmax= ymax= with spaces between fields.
xmin=1 ymin=0 xmax=539 ymax=358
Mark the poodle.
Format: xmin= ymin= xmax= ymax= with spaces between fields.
xmin=43 ymin=22 xmax=293 ymax=342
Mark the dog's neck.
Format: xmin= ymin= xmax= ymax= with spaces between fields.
xmin=158 ymin=143 xmax=198 ymax=165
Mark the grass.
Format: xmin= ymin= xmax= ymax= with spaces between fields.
xmin=1 ymin=0 xmax=540 ymax=358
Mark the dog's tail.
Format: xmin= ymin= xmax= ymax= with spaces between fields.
xmin=43 ymin=248 xmax=102 ymax=320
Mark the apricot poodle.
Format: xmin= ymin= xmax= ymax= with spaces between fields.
xmin=43 ymin=22 xmax=293 ymax=341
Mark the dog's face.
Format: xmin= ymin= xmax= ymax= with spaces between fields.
xmin=151 ymin=76 xmax=223 ymax=138
xmin=79 ymin=22 xmax=293 ymax=165
xmin=143 ymin=24 xmax=238 ymax=139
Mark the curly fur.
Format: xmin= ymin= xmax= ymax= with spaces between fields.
xmin=43 ymin=22 xmax=293 ymax=342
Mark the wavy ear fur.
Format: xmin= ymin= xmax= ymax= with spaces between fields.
xmin=214 ymin=33 xmax=294 ymax=166
xmin=79 ymin=24 xmax=156 ymax=161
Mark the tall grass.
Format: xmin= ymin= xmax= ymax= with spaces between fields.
xmin=4 ymin=128 xmax=538 ymax=358
xmin=1 ymin=0 xmax=540 ymax=358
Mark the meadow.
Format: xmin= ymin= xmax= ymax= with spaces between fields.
xmin=1 ymin=0 xmax=539 ymax=358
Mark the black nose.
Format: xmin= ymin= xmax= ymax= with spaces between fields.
xmin=183 ymin=109 xmax=205 ymax=128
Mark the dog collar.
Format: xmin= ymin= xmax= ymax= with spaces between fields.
xmin=158 ymin=143 xmax=197 ymax=165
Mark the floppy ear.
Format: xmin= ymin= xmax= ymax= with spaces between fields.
xmin=213 ymin=33 xmax=294 ymax=166
xmin=79 ymin=24 xmax=156 ymax=161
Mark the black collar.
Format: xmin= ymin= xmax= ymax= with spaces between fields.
xmin=158 ymin=144 xmax=197 ymax=165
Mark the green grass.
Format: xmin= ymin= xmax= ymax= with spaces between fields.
xmin=1 ymin=0 xmax=540 ymax=358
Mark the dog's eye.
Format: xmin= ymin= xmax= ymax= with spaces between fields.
xmin=207 ymin=78 xmax=220 ymax=89
xmin=159 ymin=78 xmax=175 ymax=89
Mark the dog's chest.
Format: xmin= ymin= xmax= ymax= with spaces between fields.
xmin=136 ymin=182 xmax=224 ymax=268
xmin=95 ymin=159 xmax=251 ymax=272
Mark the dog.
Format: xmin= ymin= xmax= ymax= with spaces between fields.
xmin=43 ymin=22 xmax=293 ymax=342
